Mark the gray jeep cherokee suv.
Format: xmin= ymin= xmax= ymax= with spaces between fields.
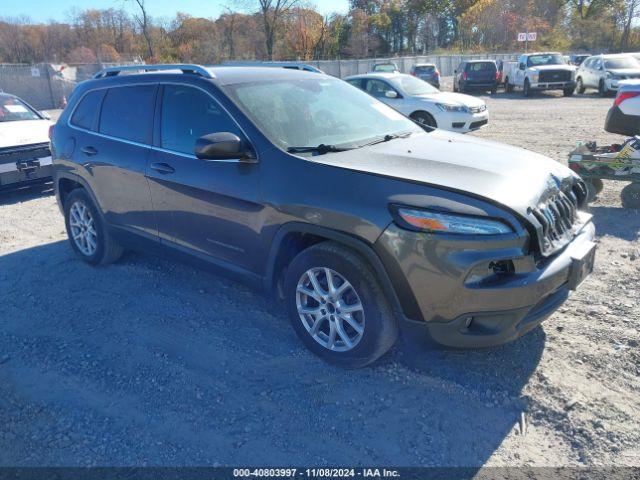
xmin=51 ymin=64 xmax=596 ymax=368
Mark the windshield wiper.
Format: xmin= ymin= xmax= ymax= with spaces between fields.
xmin=358 ymin=131 xmax=414 ymax=149
xmin=286 ymin=144 xmax=354 ymax=155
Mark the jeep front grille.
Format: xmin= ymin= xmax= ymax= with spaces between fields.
xmin=531 ymin=182 xmax=586 ymax=256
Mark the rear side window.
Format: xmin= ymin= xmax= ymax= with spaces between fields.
xmin=70 ymin=90 xmax=104 ymax=131
xmin=466 ymin=62 xmax=496 ymax=72
xmin=99 ymin=85 xmax=156 ymax=144
xmin=160 ymin=84 xmax=242 ymax=155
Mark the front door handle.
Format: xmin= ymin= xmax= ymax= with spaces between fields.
xmin=81 ymin=146 xmax=98 ymax=156
xmin=150 ymin=162 xmax=175 ymax=174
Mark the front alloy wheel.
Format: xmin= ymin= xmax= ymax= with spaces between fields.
xmin=284 ymin=242 xmax=398 ymax=368
xmin=296 ymin=267 xmax=365 ymax=352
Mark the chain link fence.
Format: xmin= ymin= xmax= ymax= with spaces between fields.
xmin=0 ymin=54 xmax=520 ymax=110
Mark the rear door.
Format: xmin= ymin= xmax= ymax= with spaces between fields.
xmin=72 ymin=84 xmax=158 ymax=238
xmin=146 ymin=83 xmax=262 ymax=272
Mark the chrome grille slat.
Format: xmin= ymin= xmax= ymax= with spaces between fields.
xmin=532 ymin=184 xmax=582 ymax=256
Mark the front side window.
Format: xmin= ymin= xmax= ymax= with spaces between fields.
xmin=365 ymin=79 xmax=397 ymax=98
xmin=160 ymin=85 xmax=242 ymax=155
xmin=99 ymin=85 xmax=156 ymax=144
xmin=70 ymin=90 xmax=105 ymax=130
xmin=0 ymin=97 xmax=41 ymax=122
xmin=223 ymin=77 xmax=421 ymax=152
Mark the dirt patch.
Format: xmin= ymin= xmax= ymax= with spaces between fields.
xmin=0 ymin=91 xmax=638 ymax=467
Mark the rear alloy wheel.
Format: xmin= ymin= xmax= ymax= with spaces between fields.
xmin=64 ymin=189 xmax=124 ymax=266
xmin=284 ymin=242 xmax=398 ymax=368
xmin=621 ymin=182 xmax=640 ymax=209
xmin=410 ymin=111 xmax=437 ymax=130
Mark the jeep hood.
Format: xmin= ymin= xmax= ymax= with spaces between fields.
xmin=314 ymin=130 xmax=576 ymax=217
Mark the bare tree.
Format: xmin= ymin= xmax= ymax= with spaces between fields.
xmin=129 ymin=0 xmax=154 ymax=59
xmin=621 ymin=0 xmax=640 ymax=50
xmin=257 ymin=0 xmax=300 ymax=60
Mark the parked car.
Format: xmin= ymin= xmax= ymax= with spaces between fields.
xmin=605 ymin=79 xmax=640 ymax=136
xmin=576 ymin=54 xmax=640 ymax=96
xmin=569 ymin=54 xmax=590 ymax=66
xmin=52 ymin=64 xmax=595 ymax=367
xmin=0 ymin=93 xmax=53 ymax=191
xmin=504 ymin=52 xmax=576 ymax=97
xmin=453 ymin=60 xmax=499 ymax=94
xmin=346 ymin=72 xmax=489 ymax=132
xmin=372 ymin=62 xmax=399 ymax=73
xmin=409 ymin=63 xmax=440 ymax=88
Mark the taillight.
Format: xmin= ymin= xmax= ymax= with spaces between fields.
xmin=462 ymin=72 xmax=468 ymax=80
xmin=435 ymin=69 xmax=440 ymax=77
xmin=48 ymin=124 xmax=54 ymax=139
xmin=495 ymin=71 xmax=500 ymax=80
xmin=615 ymin=91 xmax=640 ymax=107
xmin=411 ymin=71 xmax=416 ymax=76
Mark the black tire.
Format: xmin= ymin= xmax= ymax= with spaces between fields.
xmin=598 ymin=80 xmax=607 ymax=97
xmin=563 ymin=87 xmax=574 ymax=97
xmin=283 ymin=242 xmax=398 ymax=368
xmin=410 ymin=111 xmax=437 ymax=130
xmin=576 ymin=77 xmax=585 ymax=94
xmin=584 ymin=179 xmax=599 ymax=203
xmin=453 ymin=81 xmax=458 ymax=92
xmin=621 ymin=183 xmax=640 ymax=209
xmin=590 ymin=178 xmax=604 ymax=194
xmin=505 ymin=78 xmax=514 ymax=93
xmin=523 ymin=79 xmax=532 ymax=97
xmin=63 ymin=188 xmax=124 ymax=266
xmin=490 ymin=86 xmax=498 ymax=95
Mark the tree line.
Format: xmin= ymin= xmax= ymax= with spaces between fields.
xmin=0 ymin=0 xmax=638 ymax=65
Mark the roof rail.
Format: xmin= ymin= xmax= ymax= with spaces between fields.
xmin=93 ymin=64 xmax=215 ymax=79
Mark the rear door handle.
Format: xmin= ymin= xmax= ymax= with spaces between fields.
xmin=150 ymin=162 xmax=175 ymax=174
xmin=81 ymin=146 xmax=98 ymax=156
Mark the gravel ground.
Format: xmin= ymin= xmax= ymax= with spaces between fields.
xmin=0 ymin=87 xmax=639 ymax=468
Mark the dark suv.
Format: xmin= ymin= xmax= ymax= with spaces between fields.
xmin=454 ymin=60 xmax=499 ymax=94
xmin=51 ymin=64 xmax=596 ymax=368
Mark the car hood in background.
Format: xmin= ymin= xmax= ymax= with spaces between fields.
xmin=414 ymin=92 xmax=485 ymax=108
xmin=314 ymin=130 xmax=575 ymax=217
xmin=0 ymin=119 xmax=52 ymax=148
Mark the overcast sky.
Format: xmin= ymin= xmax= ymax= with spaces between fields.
xmin=4 ymin=0 xmax=350 ymax=23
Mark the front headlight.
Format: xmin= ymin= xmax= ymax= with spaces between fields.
xmin=436 ymin=103 xmax=469 ymax=113
xmin=530 ymin=73 xmax=539 ymax=81
xmin=393 ymin=207 xmax=513 ymax=235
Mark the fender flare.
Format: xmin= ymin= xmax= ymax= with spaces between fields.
xmin=54 ymin=171 xmax=101 ymax=213
xmin=263 ymin=222 xmax=404 ymax=318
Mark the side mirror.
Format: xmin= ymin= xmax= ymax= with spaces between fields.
xmin=519 ymin=63 xmax=526 ymax=71
xmin=385 ymin=90 xmax=398 ymax=98
xmin=195 ymin=132 xmax=256 ymax=162
xmin=40 ymin=111 xmax=51 ymax=120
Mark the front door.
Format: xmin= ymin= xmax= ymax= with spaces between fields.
xmin=146 ymin=84 xmax=263 ymax=273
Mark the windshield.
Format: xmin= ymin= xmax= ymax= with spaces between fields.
xmin=605 ymin=57 xmax=639 ymax=70
xmin=394 ymin=75 xmax=440 ymax=95
xmin=0 ymin=97 xmax=41 ymax=122
xmin=527 ymin=54 xmax=566 ymax=67
xmin=223 ymin=77 xmax=421 ymax=152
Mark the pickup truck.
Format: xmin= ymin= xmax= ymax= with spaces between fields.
xmin=504 ymin=52 xmax=576 ymax=97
